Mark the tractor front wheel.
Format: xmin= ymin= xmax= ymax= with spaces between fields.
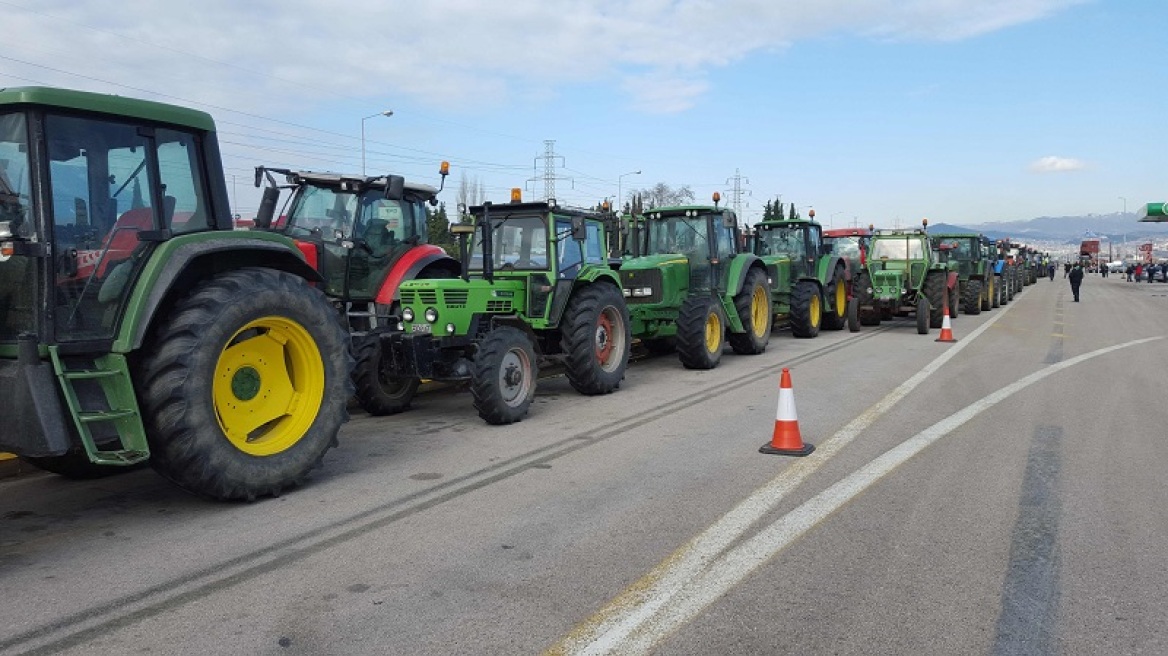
xmin=948 ymin=284 xmax=959 ymax=319
xmin=847 ymin=297 xmax=860 ymax=332
xmin=789 ymin=280 xmax=823 ymax=338
xmin=353 ymin=336 xmax=420 ymax=416
xmin=916 ymin=296 xmax=931 ymax=335
xmin=676 ymin=296 xmax=725 ymax=370
xmin=471 ymin=326 xmax=537 ymax=425
xmin=923 ymin=272 xmax=947 ymax=328
xmin=964 ymin=280 xmax=983 ymax=315
xmin=822 ymin=266 xmax=848 ymax=331
xmin=561 ymin=283 xmax=630 ymax=395
xmin=137 ymin=268 xmax=352 ymax=501
xmin=855 ymin=272 xmax=880 ymax=326
xmin=728 ymin=268 xmax=772 ymax=355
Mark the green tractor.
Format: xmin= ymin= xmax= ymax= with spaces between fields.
xmin=618 ymin=194 xmax=772 ymax=369
xmin=0 ymin=87 xmax=351 ymax=499
xmin=749 ymin=209 xmax=855 ymax=336
xmin=381 ymin=191 xmax=630 ymax=424
xmin=854 ymin=221 xmax=959 ymax=334
xmin=252 ymin=164 xmax=460 ymax=416
xmin=929 ymin=232 xmax=994 ymax=315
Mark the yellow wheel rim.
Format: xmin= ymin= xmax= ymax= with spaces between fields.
xmin=750 ymin=286 xmax=769 ymax=337
xmin=834 ymin=282 xmax=846 ymax=317
xmin=809 ymin=293 xmax=821 ymax=328
xmin=212 ymin=316 xmax=326 ymax=457
xmin=704 ymin=310 xmax=722 ymax=353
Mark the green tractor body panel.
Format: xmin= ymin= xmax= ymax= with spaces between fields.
xmin=399 ymin=277 xmax=529 ymax=336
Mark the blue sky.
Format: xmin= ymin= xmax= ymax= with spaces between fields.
xmin=2 ymin=0 xmax=1164 ymax=228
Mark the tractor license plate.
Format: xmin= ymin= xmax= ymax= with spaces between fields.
xmin=410 ymin=323 xmax=432 ymax=334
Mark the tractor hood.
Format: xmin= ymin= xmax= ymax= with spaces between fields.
xmin=870 ymin=268 xmax=907 ymax=301
xmin=617 ymin=253 xmax=690 ymax=307
xmin=398 ymin=277 xmax=527 ymax=336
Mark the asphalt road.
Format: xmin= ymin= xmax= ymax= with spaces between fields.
xmin=2 ymin=272 xmax=1166 ymax=655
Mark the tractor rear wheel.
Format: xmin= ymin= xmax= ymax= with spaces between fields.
xmin=676 ymin=296 xmax=725 ymax=370
xmin=789 ymin=280 xmax=823 ymax=338
xmin=948 ymin=284 xmax=959 ymax=319
xmin=561 ymin=283 xmax=630 ymax=395
xmin=964 ymin=279 xmax=983 ymax=315
xmin=728 ymin=268 xmax=771 ymax=355
xmin=138 ymin=268 xmax=352 ymax=501
xmin=471 ymin=326 xmax=537 ymax=425
xmin=353 ymin=336 xmax=419 ymax=415
xmin=923 ymin=271 xmax=947 ymax=328
xmin=821 ymin=266 xmax=848 ymax=331
xmin=916 ymin=296 xmax=930 ymax=335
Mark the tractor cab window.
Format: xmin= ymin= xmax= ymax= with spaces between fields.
xmin=470 ymin=214 xmax=548 ymax=271
xmin=0 ymin=112 xmax=36 ymax=341
xmin=714 ymin=213 xmax=736 ymax=258
xmin=156 ymin=130 xmax=211 ymax=233
xmin=647 ymin=215 xmax=708 ymax=258
xmin=285 ymin=185 xmax=358 ymax=239
xmin=355 ymin=196 xmax=427 ymax=257
xmin=756 ymin=225 xmax=807 ymax=259
xmin=871 ymin=238 xmax=925 ymax=260
xmin=827 ymin=236 xmax=861 ymax=260
xmin=584 ymin=223 xmax=606 ymax=264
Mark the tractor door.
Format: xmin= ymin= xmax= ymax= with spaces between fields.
xmin=788 ymin=225 xmax=812 ymax=278
xmin=0 ymin=112 xmax=39 ymax=343
xmin=347 ymin=194 xmax=429 ymax=299
xmin=283 ymin=185 xmax=356 ymax=297
xmin=45 ymin=114 xmax=213 ymax=342
xmin=710 ymin=212 xmax=735 ymax=292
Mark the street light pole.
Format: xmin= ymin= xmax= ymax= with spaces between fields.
xmin=1119 ymin=196 xmax=1127 ymax=217
xmin=618 ymin=170 xmax=641 ymax=211
xmin=361 ymin=110 xmax=394 ymax=175
xmin=830 ymin=211 xmax=843 ymax=229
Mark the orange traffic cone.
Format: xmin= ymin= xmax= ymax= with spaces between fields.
xmin=936 ymin=288 xmax=957 ymax=343
xmin=759 ymin=368 xmax=815 ymax=457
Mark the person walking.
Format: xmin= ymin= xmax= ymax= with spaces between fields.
xmin=1064 ymin=262 xmax=1072 ymax=278
xmin=1048 ymin=263 xmax=1056 ymax=281
xmin=1069 ymin=262 xmax=1084 ymax=302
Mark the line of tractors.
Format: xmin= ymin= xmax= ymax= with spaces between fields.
xmin=0 ymin=87 xmax=1044 ymax=501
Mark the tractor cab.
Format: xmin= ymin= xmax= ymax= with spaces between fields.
xmin=254 ymin=164 xmax=454 ymax=303
xmin=751 ymin=217 xmax=825 ymax=279
xmin=637 ymin=202 xmax=739 ymax=295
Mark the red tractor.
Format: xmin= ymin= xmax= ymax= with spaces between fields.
xmin=254 ymin=164 xmax=460 ymax=415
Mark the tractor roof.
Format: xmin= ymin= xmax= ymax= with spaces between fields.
xmin=643 ymin=205 xmax=729 ymax=217
xmin=929 ymin=232 xmax=981 ymax=239
xmin=469 ymin=200 xmax=605 ymax=219
xmin=755 ymin=217 xmax=818 ymax=227
xmin=823 ymin=227 xmax=870 ymax=237
xmin=282 ymin=170 xmax=438 ymax=196
xmin=0 ymin=86 xmax=216 ymax=132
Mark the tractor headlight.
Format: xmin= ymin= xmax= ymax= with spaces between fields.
xmin=397 ymin=321 xmax=405 ymax=331
xmin=402 ymin=307 xmax=415 ymax=322
xmin=632 ymin=287 xmax=653 ymax=297
xmin=623 ymin=288 xmax=632 ymax=297
xmin=425 ymin=307 xmax=439 ymax=323
xmin=446 ymin=323 xmax=456 ymax=334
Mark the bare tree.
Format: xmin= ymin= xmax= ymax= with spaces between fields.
xmin=457 ymin=172 xmax=485 ymax=218
xmin=635 ymin=182 xmax=696 ymax=209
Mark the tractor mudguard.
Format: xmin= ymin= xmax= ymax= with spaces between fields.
xmin=815 ymin=255 xmax=847 ymax=283
xmin=726 ymin=255 xmax=763 ymax=295
xmin=946 ymin=271 xmax=960 ymax=290
xmin=374 ymin=245 xmax=459 ymax=305
xmin=574 ymin=267 xmax=622 ymax=289
xmin=114 ymin=234 xmax=321 ymax=353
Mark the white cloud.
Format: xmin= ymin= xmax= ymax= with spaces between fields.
xmin=1029 ymin=156 xmax=1087 ymax=173
xmin=0 ymin=0 xmax=1086 ymax=114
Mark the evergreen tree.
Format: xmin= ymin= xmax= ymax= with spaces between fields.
xmin=762 ymin=199 xmax=773 ymax=221
xmin=788 ymin=203 xmax=796 ymax=221
xmin=426 ymin=202 xmax=458 ymax=253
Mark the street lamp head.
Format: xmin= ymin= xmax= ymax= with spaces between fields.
xmin=382 ymin=110 xmax=394 ymax=118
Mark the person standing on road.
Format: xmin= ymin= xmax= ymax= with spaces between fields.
xmin=1069 ymin=263 xmax=1084 ymax=302
xmin=1048 ymin=263 xmax=1056 ymax=281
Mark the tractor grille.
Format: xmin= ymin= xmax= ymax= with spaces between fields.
xmin=443 ymin=289 xmax=468 ymax=308
xmin=621 ymin=269 xmax=663 ymax=304
xmin=414 ymin=289 xmax=439 ymax=306
xmin=486 ymin=300 xmax=513 ymax=313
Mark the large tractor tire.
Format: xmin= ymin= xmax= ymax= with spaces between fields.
xmin=561 ymin=283 xmax=631 ymax=395
xmin=137 ymin=268 xmax=352 ymax=501
xmin=821 ymin=265 xmax=848 ymax=331
xmin=676 ymin=296 xmax=726 ymax=370
xmin=789 ymin=280 xmax=823 ymax=338
xmin=964 ymin=279 xmax=983 ymax=315
xmin=982 ymin=277 xmax=994 ymax=311
xmin=923 ymin=271 xmax=947 ymax=329
xmin=948 ymin=283 xmax=959 ymax=319
xmin=847 ymin=297 xmax=861 ymax=332
xmin=855 ymin=272 xmax=880 ymax=326
xmin=916 ymin=296 xmax=930 ymax=335
xmin=471 ymin=326 xmax=537 ymax=425
xmin=728 ymin=268 xmax=772 ymax=355
xmin=352 ymin=336 xmax=419 ymax=416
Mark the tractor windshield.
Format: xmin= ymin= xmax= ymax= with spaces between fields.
xmin=284 ymin=185 xmax=427 ymax=247
xmin=646 ymin=215 xmax=708 ymax=257
xmin=0 ymin=112 xmax=36 ymax=341
xmin=934 ymin=237 xmax=975 ymax=260
xmin=871 ymin=237 xmax=925 ymax=260
xmin=470 ymin=214 xmax=549 ymax=271
xmin=825 ymin=236 xmax=862 ymax=259
xmin=755 ymin=225 xmax=807 ymax=259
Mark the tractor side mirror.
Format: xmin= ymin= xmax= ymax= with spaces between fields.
xmin=254 ymin=186 xmax=280 ymax=229
xmin=571 ymin=215 xmax=586 ymax=241
xmin=384 ymin=174 xmax=406 ymax=201
xmin=450 ymin=223 xmax=476 ymax=236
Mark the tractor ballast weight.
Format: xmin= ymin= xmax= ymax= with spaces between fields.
xmin=380 ymin=195 xmax=631 ymax=424
xmin=0 ymin=87 xmax=351 ymax=499
xmin=617 ymin=195 xmax=772 ymax=369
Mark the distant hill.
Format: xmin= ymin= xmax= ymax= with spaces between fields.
xmin=964 ymin=213 xmax=1168 ymax=243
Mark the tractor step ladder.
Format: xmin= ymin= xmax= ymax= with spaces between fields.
xmin=49 ymin=348 xmax=149 ymax=466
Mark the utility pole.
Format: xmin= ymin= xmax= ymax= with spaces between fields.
xmin=725 ymin=169 xmax=751 ymax=218
xmin=527 ymin=140 xmax=571 ymax=201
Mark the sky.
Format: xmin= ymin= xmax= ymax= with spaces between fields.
xmin=1 ymin=0 xmax=1165 ymax=229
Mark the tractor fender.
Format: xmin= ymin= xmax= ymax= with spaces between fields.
xmin=946 ymin=271 xmax=960 ymax=290
xmin=374 ymin=245 xmax=459 ymax=305
xmin=727 ymin=255 xmax=766 ymax=295
xmin=815 ymin=255 xmax=848 ymax=283
xmin=574 ymin=267 xmax=622 ymax=288
xmin=114 ymin=237 xmax=322 ymax=353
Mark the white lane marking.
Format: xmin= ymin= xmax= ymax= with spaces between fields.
xmin=551 ymin=306 xmax=1016 ymax=655
xmin=612 ymin=336 xmax=1164 ymax=655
